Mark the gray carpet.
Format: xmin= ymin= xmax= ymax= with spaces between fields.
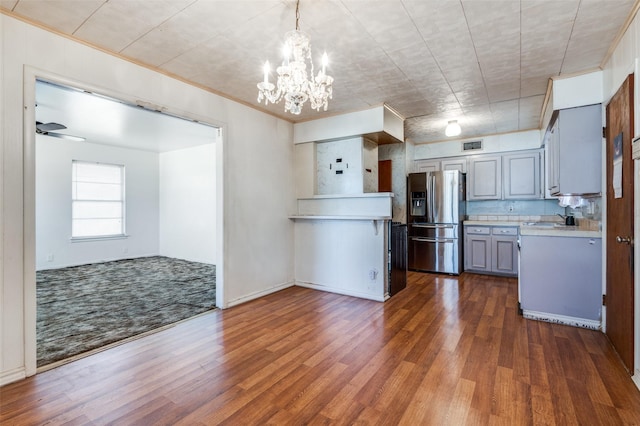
xmin=37 ymin=256 xmax=216 ymax=367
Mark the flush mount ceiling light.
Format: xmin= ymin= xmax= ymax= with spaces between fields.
xmin=445 ymin=120 xmax=461 ymax=137
xmin=257 ymin=0 xmax=333 ymax=115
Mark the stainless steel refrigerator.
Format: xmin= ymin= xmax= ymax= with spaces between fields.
xmin=407 ymin=170 xmax=465 ymax=274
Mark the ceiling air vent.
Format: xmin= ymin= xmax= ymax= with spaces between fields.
xmin=462 ymin=140 xmax=482 ymax=152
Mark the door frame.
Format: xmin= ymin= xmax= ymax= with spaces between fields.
xmin=635 ymin=62 xmax=640 ymax=385
xmin=603 ymin=65 xmax=640 ymax=386
xmin=22 ymin=66 xmax=227 ymax=376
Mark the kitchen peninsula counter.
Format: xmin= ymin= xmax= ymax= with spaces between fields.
xmin=292 ymin=193 xmax=394 ymax=302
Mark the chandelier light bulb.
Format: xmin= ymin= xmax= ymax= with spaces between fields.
xmin=263 ymin=61 xmax=270 ymax=84
xmin=445 ymin=120 xmax=461 ymax=137
xmin=321 ymin=52 xmax=328 ymax=75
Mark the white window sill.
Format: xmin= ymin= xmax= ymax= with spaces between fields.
xmin=70 ymin=234 xmax=129 ymax=243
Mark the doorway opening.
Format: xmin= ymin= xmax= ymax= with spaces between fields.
xmin=33 ymin=79 xmax=220 ymax=369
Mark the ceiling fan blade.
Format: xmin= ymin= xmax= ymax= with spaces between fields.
xmin=36 ymin=122 xmax=67 ymax=132
xmin=42 ymin=132 xmax=86 ymax=142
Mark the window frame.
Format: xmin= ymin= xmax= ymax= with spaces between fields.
xmin=70 ymin=160 xmax=126 ymax=241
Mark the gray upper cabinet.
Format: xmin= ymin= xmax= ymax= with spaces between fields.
xmin=503 ymin=151 xmax=541 ymax=199
xmin=441 ymin=158 xmax=467 ymax=173
xmin=547 ymin=104 xmax=602 ymax=196
xmin=414 ymin=159 xmax=440 ymax=173
xmin=468 ymin=155 xmax=502 ymax=200
xmin=415 ymin=149 xmax=542 ymax=201
xmin=414 ymin=157 xmax=467 ymax=173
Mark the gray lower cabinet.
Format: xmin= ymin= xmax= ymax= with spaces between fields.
xmin=465 ymin=225 xmax=518 ymax=276
xmin=520 ymin=235 xmax=601 ymax=325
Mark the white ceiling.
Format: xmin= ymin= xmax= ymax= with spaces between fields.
xmin=3 ymin=0 xmax=637 ymax=144
xmin=35 ymin=80 xmax=216 ymax=152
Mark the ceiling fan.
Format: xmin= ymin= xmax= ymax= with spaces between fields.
xmin=36 ymin=121 xmax=85 ymax=141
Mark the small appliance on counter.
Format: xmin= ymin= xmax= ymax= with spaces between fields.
xmin=557 ymin=214 xmax=576 ymax=226
xmin=407 ymin=170 xmax=466 ymax=274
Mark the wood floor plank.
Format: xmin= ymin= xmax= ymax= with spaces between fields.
xmin=2 ymin=272 xmax=640 ymax=425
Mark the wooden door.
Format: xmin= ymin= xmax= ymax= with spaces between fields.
xmin=378 ymin=160 xmax=392 ymax=192
xmin=606 ymin=73 xmax=635 ymax=373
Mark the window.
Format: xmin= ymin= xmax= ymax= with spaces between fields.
xmin=72 ymin=161 xmax=125 ymax=238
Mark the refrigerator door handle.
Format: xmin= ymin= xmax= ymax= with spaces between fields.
xmin=411 ymin=224 xmax=454 ymax=229
xmin=429 ymin=173 xmax=436 ymax=223
xmin=411 ymin=237 xmax=456 ymax=243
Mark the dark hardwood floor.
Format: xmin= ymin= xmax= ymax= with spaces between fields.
xmin=2 ymin=271 xmax=640 ymax=424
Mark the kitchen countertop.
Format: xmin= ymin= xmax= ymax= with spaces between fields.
xmin=464 ymin=220 xmax=520 ymax=227
xmin=519 ymin=226 xmax=601 ymax=238
xmin=464 ymin=220 xmax=602 ymax=238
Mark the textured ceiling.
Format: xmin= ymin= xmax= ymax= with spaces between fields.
xmin=1 ymin=0 xmax=637 ymax=144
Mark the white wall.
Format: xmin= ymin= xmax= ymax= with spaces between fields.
xmin=294 ymin=142 xmax=315 ymax=198
xmin=159 ymin=144 xmax=216 ymax=264
xmin=36 ymin=137 xmax=160 ymax=270
xmin=601 ymin=8 xmax=640 ymax=387
xmin=1 ymin=14 xmax=295 ymax=385
xmin=294 ymin=219 xmax=388 ymax=302
xmin=316 ymin=137 xmax=363 ymax=195
xmin=362 ymin=139 xmax=378 ymax=193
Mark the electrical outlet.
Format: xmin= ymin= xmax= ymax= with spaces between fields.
xmin=508 ymin=203 xmax=514 ymax=212
xmin=369 ymin=269 xmax=378 ymax=281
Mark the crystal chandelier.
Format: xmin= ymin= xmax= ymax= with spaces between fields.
xmin=257 ymin=0 xmax=334 ymax=115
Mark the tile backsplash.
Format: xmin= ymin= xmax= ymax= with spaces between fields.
xmin=467 ymin=199 xmax=565 ymax=217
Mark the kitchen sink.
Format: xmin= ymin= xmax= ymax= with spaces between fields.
xmin=521 ymin=221 xmax=563 ymax=228
xmin=522 ymin=222 xmax=560 ymax=228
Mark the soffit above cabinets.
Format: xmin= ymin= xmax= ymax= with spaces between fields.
xmin=5 ymin=0 xmax=636 ymax=144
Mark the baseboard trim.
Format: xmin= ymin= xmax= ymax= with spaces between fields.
xmin=633 ymin=371 xmax=640 ymax=392
xmin=225 ymin=281 xmax=295 ymax=308
xmin=523 ymin=310 xmax=601 ymax=330
xmin=0 ymin=367 xmax=26 ymax=386
xmin=295 ymin=281 xmax=388 ymax=302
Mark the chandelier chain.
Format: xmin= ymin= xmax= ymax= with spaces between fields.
xmin=295 ymin=0 xmax=300 ymax=31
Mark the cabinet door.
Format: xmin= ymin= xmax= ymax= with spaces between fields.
xmin=465 ymin=235 xmax=491 ymax=272
xmin=503 ymin=151 xmax=541 ymax=199
xmin=548 ymin=120 xmax=560 ymax=194
xmin=555 ymin=104 xmax=602 ymax=195
xmin=468 ymin=156 xmax=502 ymax=200
xmin=492 ymin=236 xmax=518 ymax=276
xmin=414 ymin=159 xmax=440 ymax=173
xmin=441 ymin=158 xmax=467 ymax=173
